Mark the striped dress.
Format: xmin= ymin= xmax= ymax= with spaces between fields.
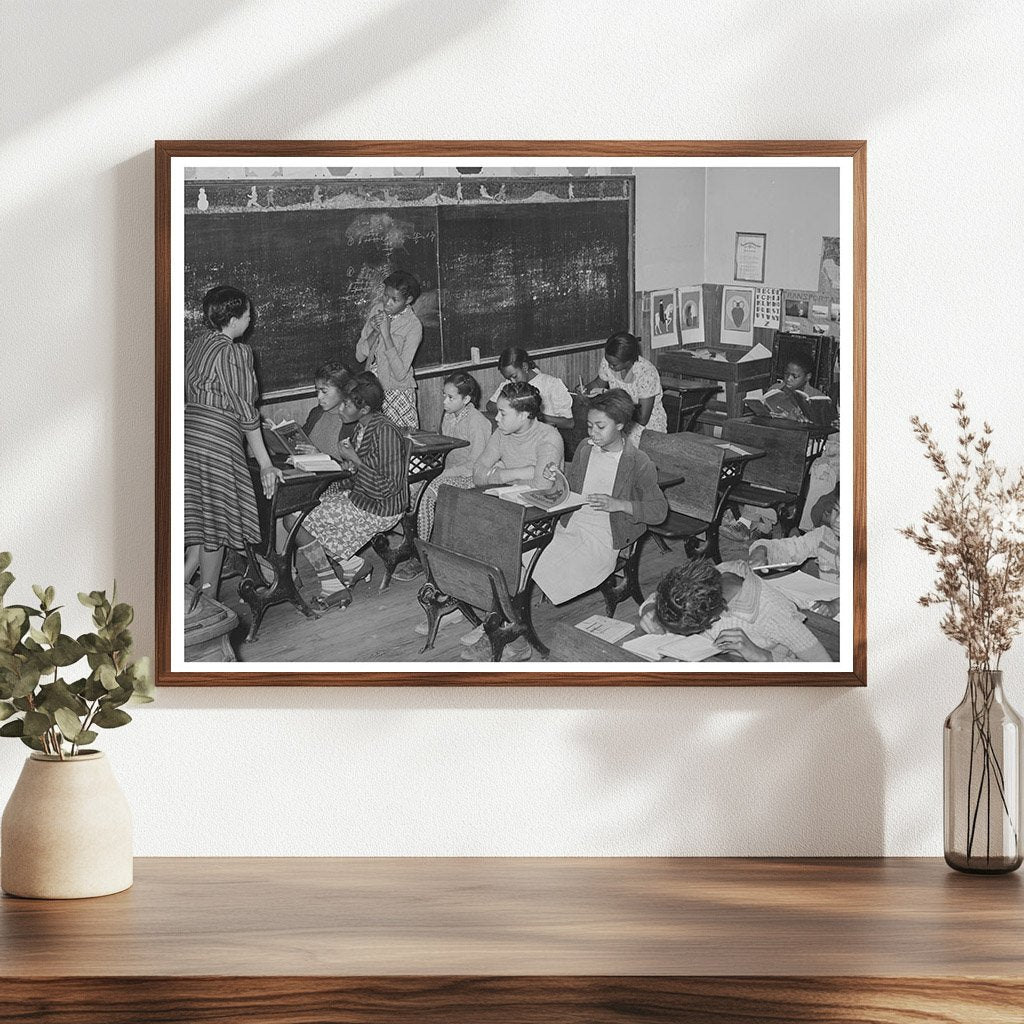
xmin=304 ymin=413 xmax=409 ymax=561
xmin=184 ymin=332 xmax=262 ymax=551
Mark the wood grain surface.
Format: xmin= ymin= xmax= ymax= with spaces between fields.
xmin=2 ymin=857 xmax=1021 ymax=1021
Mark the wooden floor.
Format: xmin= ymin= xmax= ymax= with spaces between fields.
xmin=215 ymin=530 xmax=757 ymax=665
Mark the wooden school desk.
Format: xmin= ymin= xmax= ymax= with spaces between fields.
xmin=240 ymin=433 xmax=469 ymax=636
xmin=2 ymin=857 xmax=1020 ymax=1023
xmin=371 ymin=430 xmax=469 ymax=589
xmin=240 ymin=458 xmax=353 ymax=641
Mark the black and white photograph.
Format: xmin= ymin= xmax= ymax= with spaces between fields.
xmin=159 ymin=147 xmax=861 ymax=683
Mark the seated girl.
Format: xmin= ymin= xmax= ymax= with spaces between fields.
xmin=530 ymin=389 xmax=668 ymax=606
xmin=472 ymin=381 xmax=564 ymax=490
xmin=295 ymin=373 xmax=409 ymax=609
xmin=749 ymin=484 xmax=840 ymax=618
xmin=485 ymin=347 xmax=575 ymax=429
xmin=458 ymin=382 xmax=565 ymax=658
xmin=297 ymin=360 xmax=357 ymax=456
xmin=585 ymin=331 xmax=668 ymax=444
xmin=638 ymin=558 xmax=830 ymax=662
xmin=393 ymin=371 xmax=492 ymax=582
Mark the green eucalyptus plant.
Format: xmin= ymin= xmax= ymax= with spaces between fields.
xmin=0 ymin=552 xmax=154 ymax=759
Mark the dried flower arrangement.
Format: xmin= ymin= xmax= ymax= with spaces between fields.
xmin=902 ymin=391 xmax=1023 ymax=870
xmin=902 ymin=390 xmax=1024 ymax=668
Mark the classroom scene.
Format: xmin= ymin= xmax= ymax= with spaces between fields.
xmin=181 ymin=165 xmax=842 ymax=665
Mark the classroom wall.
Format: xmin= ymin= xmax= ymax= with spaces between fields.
xmin=2 ymin=1 xmax=1023 ymax=858
xmin=703 ymin=167 xmax=841 ymax=290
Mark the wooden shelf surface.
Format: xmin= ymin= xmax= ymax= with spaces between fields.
xmin=3 ymin=857 xmax=1023 ymax=1023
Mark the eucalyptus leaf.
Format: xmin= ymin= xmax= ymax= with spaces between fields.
xmin=0 ymin=552 xmax=11 ymax=573
xmin=74 ymin=730 xmax=98 ymax=746
xmin=0 ymin=701 xmax=15 ymax=721
xmin=130 ymin=657 xmax=154 ymax=697
xmin=78 ymin=592 xmax=100 ymax=607
xmin=0 ymin=572 xmax=14 ymax=602
xmin=22 ymin=710 xmax=51 ymax=738
xmin=0 ymin=719 xmax=24 ymax=737
xmin=54 ymin=707 xmax=85 ymax=741
xmin=42 ymin=611 xmax=61 ymax=644
xmin=98 ymin=664 xmax=118 ymax=691
xmin=83 ymin=675 xmax=108 ymax=701
xmin=44 ymin=586 xmax=55 ymax=608
xmin=50 ymin=635 xmax=85 ymax=667
xmin=19 ymin=735 xmax=45 ymax=752
xmin=110 ymin=603 xmax=133 ymax=629
xmin=37 ymin=679 xmax=89 ymax=717
xmin=11 ymin=666 xmax=42 ymax=699
xmin=93 ymin=705 xmax=132 ymax=729
xmin=28 ymin=627 xmax=49 ymax=646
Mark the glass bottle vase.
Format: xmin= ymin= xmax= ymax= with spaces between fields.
xmin=944 ymin=669 xmax=1023 ymax=873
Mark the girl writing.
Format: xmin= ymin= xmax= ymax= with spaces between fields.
xmin=586 ymin=331 xmax=668 ymax=443
xmin=472 ymin=381 xmax=564 ymax=490
xmin=485 ymin=347 xmax=574 ymax=429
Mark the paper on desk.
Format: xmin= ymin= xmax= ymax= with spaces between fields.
xmin=738 ymin=343 xmax=772 ymax=363
xmin=622 ymin=632 xmax=720 ymax=662
xmin=622 ymin=635 xmax=671 ymax=661
xmin=487 ymin=484 xmax=585 ymax=512
xmin=484 ymin=484 xmax=532 ymax=499
xmin=715 ymin=442 xmax=750 ymax=455
xmin=765 ymin=571 xmax=840 ymax=608
xmin=575 ymin=615 xmax=635 ymax=644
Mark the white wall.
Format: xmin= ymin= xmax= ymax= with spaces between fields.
xmin=704 ymin=167 xmax=840 ymax=290
xmin=2 ymin=0 xmax=1023 ymax=856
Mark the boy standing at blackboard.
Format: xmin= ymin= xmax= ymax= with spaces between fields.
xmin=355 ymin=271 xmax=423 ymax=428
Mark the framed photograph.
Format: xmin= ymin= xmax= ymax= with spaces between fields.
xmin=157 ymin=141 xmax=866 ymax=687
xmin=649 ymin=288 xmax=680 ymax=348
xmin=734 ymin=231 xmax=766 ymax=283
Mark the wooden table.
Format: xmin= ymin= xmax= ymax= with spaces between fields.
xmin=657 ymin=347 xmax=773 ymax=418
xmin=3 ymin=858 xmax=1021 ymax=1023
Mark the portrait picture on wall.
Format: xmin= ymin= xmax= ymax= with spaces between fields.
xmin=156 ymin=142 xmax=865 ymax=687
xmin=649 ymin=288 xmax=680 ymax=349
xmin=678 ymin=289 xmax=702 ymax=332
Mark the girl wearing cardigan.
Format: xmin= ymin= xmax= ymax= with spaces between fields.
xmin=530 ymin=389 xmax=668 ymax=605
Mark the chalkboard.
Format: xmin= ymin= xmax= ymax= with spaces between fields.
xmin=183 ymin=177 xmax=632 ymax=395
xmin=437 ymin=200 xmax=631 ymax=360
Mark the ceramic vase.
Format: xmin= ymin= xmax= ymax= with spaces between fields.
xmin=1 ymin=751 xmax=133 ymax=899
xmin=944 ymin=669 xmax=1023 ymax=873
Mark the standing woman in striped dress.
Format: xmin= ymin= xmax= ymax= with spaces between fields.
xmin=184 ymin=286 xmax=283 ymax=600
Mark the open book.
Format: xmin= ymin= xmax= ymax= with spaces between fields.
xmin=263 ymin=418 xmax=315 ymax=457
xmin=622 ymin=632 xmax=720 ymax=662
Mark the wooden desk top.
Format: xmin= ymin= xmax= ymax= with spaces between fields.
xmin=4 ymin=858 xmax=1021 ymax=1022
xmin=2 ymin=857 xmax=1021 ymax=978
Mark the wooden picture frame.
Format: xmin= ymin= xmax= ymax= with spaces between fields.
xmin=734 ymin=230 xmax=767 ymax=283
xmin=156 ymin=141 xmax=866 ymax=686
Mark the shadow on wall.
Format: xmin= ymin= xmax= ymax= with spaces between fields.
xmin=570 ymin=686 xmax=885 ymax=856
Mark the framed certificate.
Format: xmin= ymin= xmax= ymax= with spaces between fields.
xmin=734 ymin=231 xmax=767 ymax=283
